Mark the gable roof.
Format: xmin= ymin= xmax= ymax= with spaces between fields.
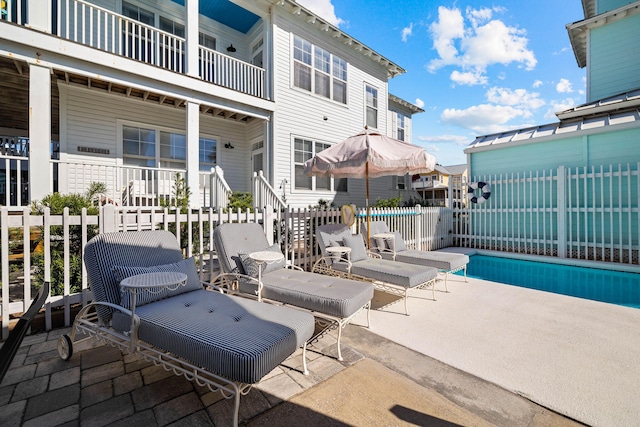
xmin=465 ymin=88 xmax=640 ymax=153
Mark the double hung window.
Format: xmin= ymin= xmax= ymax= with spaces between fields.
xmin=293 ymin=35 xmax=348 ymax=104
xmin=365 ymin=85 xmax=378 ymax=128
xmin=294 ymin=138 xmax=341 ymax=191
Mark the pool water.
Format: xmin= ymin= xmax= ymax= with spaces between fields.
xmin=456 ymin=254 xmax=640 ymax=309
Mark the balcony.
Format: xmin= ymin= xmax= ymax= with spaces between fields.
xmin=1 ymin=0 xmax=265 ymax=99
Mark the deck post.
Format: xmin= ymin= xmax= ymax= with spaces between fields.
xmin=28 ymin=63 xmax=52 ymax=203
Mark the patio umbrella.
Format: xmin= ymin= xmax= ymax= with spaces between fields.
xmin=303 ymin=128 xmax=436 ymax=244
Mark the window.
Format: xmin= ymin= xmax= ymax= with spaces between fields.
xmin=159 ymin=17 xmax=184 ymax=37
xmin=293 ymin=35 xmax=347 ymax=104
xmin=122 ymin=2 xmax=154 ymax=25
xmin=394 ymin=175 xmax=407 ymax=190
xmin=294 ymin=138 xmax=339 ymax=190
xmin=365 ymin=85 xmax=378 ymax=128
xmin=122 ymin=2 xmax=155 ymax=62
xmin=199 ymin=137 xmax=217 ymax=171
xmin=397 ymin=113 xmax=406 ymax=141
xmin=200 ymin=33 xmax=216 ymax=50
xmin=122 ymin=124 xmax=214 ymax=171
xmin=123 ymin=125 xmax=156 ymax=167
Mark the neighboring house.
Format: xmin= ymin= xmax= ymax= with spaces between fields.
xmin=412 ymin=163 xmax=467 ymax=208
xmin=462 ymin=0 xmax=640 ymax=262
xmin=0 ymin=0 xmax=424 ymax=210
xmin=465 ymin=0 xmax=640 ymax=177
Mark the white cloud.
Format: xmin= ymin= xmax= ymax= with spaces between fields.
xmin=417 ymin=134 xmax=471 ymax=146
xmin=296 ymin=0 xmax=344 ymax=27
xmin=441 ymin=104 xmax=529 ymax=134
xmin=427 ymin=6 xmax=536 ymax=86
xmin=544 ymin=98 xmax=576 ymax=119
xmin=415 ymin=98 xmax=425 ymax=108
xmin=533 ymin=80 xmax=543 ymax=88
xmin=486 ymin=87 xmax=545 ymax=110
xmin=402 ymin=23 xmax=413 ymax=42
xmin=556 ymin=78 xmax=573 ymax=93
xmin=450 ymin=70 xmax=487 ymax=86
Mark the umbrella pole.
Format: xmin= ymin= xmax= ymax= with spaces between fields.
xmin=366 ymin=162 xmax=370 ymax=249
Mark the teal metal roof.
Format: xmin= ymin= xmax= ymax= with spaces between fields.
xmin=170 ymin=0 xmax=260 ymax=33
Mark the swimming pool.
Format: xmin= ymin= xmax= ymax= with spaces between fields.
xmin=456 ymin=254 xmax=640 ymax=309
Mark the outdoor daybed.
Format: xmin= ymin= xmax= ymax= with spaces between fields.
xmin=213 ymin=222 xmax=373 ymax=361
xmin=58 ymin=230 xmax=314 ymax=427
xmin=314 ymin=224 xmax=439 ymax=315
xmin=363 ymin=220 xmax=469 ymax=291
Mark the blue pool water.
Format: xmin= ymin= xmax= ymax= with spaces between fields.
xmin=456 ymin=255 xmax=640 ymax=309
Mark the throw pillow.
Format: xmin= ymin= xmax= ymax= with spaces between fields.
xmin=341 ymin=234 xmax=368 ymax=262
xmin=114 ymin=257 xmax=203 ymax=309
xmin=392 ymin=231 xmax=407 ymax=252
xmin=238 ymin=244 xmax=286 ymax=278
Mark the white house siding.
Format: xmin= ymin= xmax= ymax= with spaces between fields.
xmin=270 ymin=10 xmax=405 ymax=208
xmin=588 ymin=13 xmax=640 ymax=101
xmin=60 ymin=84 xmax=253 ymax=196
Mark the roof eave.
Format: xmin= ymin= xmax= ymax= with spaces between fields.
xmin=272 ymin=0 xmax=406 ymax=78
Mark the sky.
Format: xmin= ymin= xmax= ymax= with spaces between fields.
xmin=296 ymin=0 xmax=587 ymax=166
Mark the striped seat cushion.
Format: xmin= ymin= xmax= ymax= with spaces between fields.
xmin=135 ymin=289 xmax=314 ymax=384
xmin=259 ymin=269 xmax=373 ymax=318
xmin=348 ymin=259 xmax=438 ymax=288
xmin=394 ymin=251 xmax=469 ymax=271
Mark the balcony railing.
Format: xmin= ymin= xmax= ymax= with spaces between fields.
xmin=48 ymin=0 xmax=265 ymax=98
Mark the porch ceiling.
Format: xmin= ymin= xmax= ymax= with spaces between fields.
xmin=0 ymin=57 xmax=59 ymax=137
xmin=53 ymin=71 xmax=256 ymax=122
xmin=170 ymin=0 xmax=261 ymax=34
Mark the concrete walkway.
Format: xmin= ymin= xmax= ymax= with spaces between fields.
xmin=363 ymin=274 xmax=640 ymax=427
xmin=3 ymin=265 xmax=637 ymax=426
xmin=0 ymin=297 xmax=578 ymax=427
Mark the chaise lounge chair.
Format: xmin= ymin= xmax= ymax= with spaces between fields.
xmin=213 ymin=222 xmax=373 ymax=361
xmin=314 ymin=224 xmax=439 ymax=315
xmin=363 ymin=221 xmax=469 ymax=291
xmin=58 ymin=230 xmax=314 ymax=427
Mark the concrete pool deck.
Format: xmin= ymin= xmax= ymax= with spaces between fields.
xmin=361 ymin=263 xmax=640 ymax=427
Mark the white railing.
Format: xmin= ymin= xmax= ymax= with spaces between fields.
xmin=48 ymin=0 xmax=266 ymax=98
xmin=54 ymin=160 xmax=186 ymax=207
xmin=0 ymin=137 xmax=29 ymax=206
xmin=200 ymin=46 xmax=265 ymax=98
xmin=1 ymin=205 xmax=450 ymax=339
xmin=56 ymin=0 xmax=185 ymax=73
xmin=198 ymin=166 xmax=231 ymax=211
xmin=252 ymin=171 xmax=286 ymax=211
xmin=454 ymin=163 xmax=639 ymax=264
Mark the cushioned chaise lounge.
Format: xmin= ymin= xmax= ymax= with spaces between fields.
xmin=363 ymin=221 xmax=469 ymax=291
xmin=314 ymin=224 xmax=439 ymax=315
xmin=58 ymin=230 xmax=314 ymax=427
xmin=213 ymin=222 xmax=373 ymax=361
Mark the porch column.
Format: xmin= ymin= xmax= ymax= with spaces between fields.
xmin=185 ymin=0 xmax=199 ymax=78
xmin=27 ymin=0 xmax=51 ymax=33
xmin=29 ymin=63 xmax=52 ymax=202
xmin=186 ymin=101 xmax=200 ymax=208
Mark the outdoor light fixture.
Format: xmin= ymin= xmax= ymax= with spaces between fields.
xmin=227 ymin=44 xmax=236 ymax=52
xmin=224 ymin=142 xmax=235 ymax=149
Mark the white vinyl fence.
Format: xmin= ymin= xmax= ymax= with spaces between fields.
xmin=454 ymin=164 xmax=639 ymax=264
xmin=1 ymin=205 xmax=448 ymax=339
